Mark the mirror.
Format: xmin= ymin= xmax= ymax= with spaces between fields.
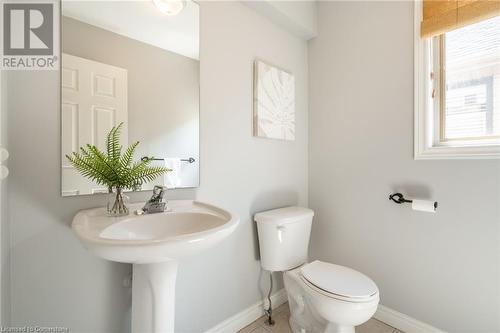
xmin=60 ymin=0 xmax=199 ymax=196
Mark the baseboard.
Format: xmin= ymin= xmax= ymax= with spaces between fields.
xmin=205 ymin=289 xmax=288 ymax=333
xmin=375 ymin=304 xmax=447 ymax=333
xmin=205 ymin=291 xmax=446 ymax=333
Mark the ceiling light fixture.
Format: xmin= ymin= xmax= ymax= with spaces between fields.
xmin=153 ymin=0 xmax=186 ymax=16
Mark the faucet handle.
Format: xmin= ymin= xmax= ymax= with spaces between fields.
xmin=151 ymin=185 xmax=166 ymax=202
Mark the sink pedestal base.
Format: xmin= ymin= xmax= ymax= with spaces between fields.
xmin=132 ymin=261 xmax=178 ymax=333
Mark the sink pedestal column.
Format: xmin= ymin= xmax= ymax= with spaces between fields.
xmin=132 ymin=261 xmax=178 ymax=333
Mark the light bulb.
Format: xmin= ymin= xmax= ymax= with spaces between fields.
xmin=153 ymin=0 xmax=186 ymax=16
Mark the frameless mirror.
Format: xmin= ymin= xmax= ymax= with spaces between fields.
xmin=60 ymin=0 xmax=199 ymax=196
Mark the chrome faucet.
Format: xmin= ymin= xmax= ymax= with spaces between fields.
xmin=142 ymin=186 xmax=167 ymax=214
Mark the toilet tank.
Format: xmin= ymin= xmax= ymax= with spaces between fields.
xmin=254 ymin=206 xmax=314 ymax=272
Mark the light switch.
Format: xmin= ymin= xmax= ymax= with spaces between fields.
xmin=0 ymin=165 xmax=8 ymax=180
xmin=0 ymin=147 xmax=8 ymax=162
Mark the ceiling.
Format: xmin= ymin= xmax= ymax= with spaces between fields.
xmin=62 ymin=0 xmax=200 ymax=60
xmin=242 ymin=0 xmax=317 ymax=40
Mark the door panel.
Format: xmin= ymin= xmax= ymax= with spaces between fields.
xmin=62 ymin=53 xmax=128 ymax=196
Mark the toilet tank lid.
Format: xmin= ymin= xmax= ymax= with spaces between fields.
xmin=254 ymin=206 xmax=314 ymax=224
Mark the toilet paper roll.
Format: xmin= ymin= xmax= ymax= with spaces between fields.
xmin=412 ymin=199 xmax=437 ymax=213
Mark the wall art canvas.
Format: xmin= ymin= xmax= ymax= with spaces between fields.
xmin=253 ymin=60 xmax=295 ymax=140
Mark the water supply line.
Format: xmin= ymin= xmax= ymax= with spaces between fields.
xmin=264 ymin=271 xmax=275 ymax=326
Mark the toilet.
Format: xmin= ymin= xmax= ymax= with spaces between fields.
xmin=255 ymin=207 xmax=379 ymax=333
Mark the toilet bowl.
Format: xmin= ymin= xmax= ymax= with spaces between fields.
xmin=284 ymin=261 xmax=379 ymax=333
xmin=255 ymin=207 xmax=379 ymax=333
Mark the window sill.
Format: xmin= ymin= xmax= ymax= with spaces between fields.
xmin=414 ymin=144 xmax=500 ymax=160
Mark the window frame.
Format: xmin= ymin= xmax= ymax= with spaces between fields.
xmin=414 ymin=0 xmax=500 ymax=160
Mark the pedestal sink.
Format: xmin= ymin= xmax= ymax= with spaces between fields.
xmin=72 ymin=200 xmax=239 ymax=333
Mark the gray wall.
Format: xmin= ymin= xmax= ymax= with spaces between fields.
xmin=1 ymin=66 xmax=10 ymax=326
xmin=62 ymin=16 xmax=200 ymax=189
xmin=4 ymin=2 xmax=307 ymax=332
xmin=308 ymin=2 xmax=500 ymax=332
xmin=178 ymin=2 xmax=308 ymax=330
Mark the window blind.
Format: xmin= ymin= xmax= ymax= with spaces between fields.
xmin=442 ymin=16 xmax=500 ymax=140
xmin=421 ymin=0 xmax=500 ymax=38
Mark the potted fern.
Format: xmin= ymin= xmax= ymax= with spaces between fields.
xmin=66 ymin=123 xmax=170 ymax=216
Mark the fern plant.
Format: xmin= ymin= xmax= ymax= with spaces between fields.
xmin=66 ymin=122 xmax=170 ymax=216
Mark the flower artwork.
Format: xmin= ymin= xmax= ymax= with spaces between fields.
xmin=253 ymin=60 xmax=295 ymax=141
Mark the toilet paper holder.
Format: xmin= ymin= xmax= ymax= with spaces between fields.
xmin=389 ymin=193 xmax=412 ymax=204
xmin=389 ymin=193 xmax=438 ymax=210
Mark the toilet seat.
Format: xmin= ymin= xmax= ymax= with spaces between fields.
xmin=300 ymin=261 xmax=379 ymax=303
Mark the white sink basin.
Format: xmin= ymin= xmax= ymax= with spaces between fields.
xmin=72 ymin=200 xmax=239 ymax=333
xmin=72 ymin=200 xmax=239 ymax=264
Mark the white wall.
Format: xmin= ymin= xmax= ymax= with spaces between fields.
xmin=308 ymin=2 xmax=500 ymax=332
xmin=4 ymin=1 xmax=308 ymax=332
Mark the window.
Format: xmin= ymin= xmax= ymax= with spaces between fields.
xmin=441 ymin=17 xmax=500 ymax=142
xmin=415 ymin=2 xmax=500 ymax=159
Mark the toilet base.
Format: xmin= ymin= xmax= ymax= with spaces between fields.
xmin=289 ymin=313 xmax=355 ymax=333
xmin=289 ymin=317 xmax=355 ymax=333
xmin=324 ymin=324 xmax=355 ymax=333
xmin=284 ymin=265 xmax=378 ymax=333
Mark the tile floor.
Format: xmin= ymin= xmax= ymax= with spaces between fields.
xmin=238 ymin=303 xmax=403 ymax=333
